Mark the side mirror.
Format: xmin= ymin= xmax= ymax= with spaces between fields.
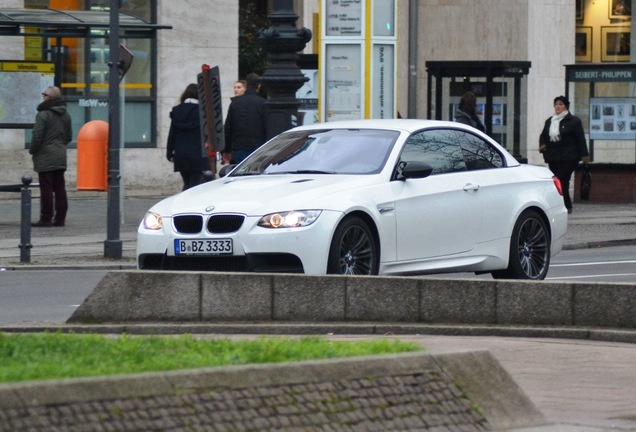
xmin=401 ymin=161 xmax=433 ymax=179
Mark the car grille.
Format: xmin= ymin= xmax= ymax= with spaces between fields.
xmin=172 ymin=214 xmax=245 ymax=234
xmin=207 ymin=214 xmax=244 ymax=233
xmin=173 ymin=215 xmax=203 ymax=234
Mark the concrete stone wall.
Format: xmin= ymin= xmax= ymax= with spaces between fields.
xmin=68 ymin=272 xmax=636 ymax=329
xmin=0 ymin=351 xmax=547 ymax=431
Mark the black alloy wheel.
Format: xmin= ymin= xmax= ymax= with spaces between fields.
xmin=492 ymin=209 xmax=550 ymax=280
xmin=327 ymin=216 xmax=378 ymax=275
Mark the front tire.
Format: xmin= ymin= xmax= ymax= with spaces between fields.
xmin=492 ymin=209 xmax=550 ymax=280
xmin=327 ymin=216 xmax=378 ymax=275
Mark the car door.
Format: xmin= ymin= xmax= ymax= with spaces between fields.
xmin=394 ymin=128 xmax=483 ymax=262
xmin=455 ymin=129 xmax=515 ymax=244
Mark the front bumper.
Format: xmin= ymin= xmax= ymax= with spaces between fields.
xmin=136 ymin=210 xmax=343 ymax=275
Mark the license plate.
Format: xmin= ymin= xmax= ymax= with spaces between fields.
xmin=174 ymin=239 xmax=233 ymax=255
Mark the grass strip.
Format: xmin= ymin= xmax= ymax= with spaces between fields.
xmin=0 ymin=332 xmax=421 ymax=383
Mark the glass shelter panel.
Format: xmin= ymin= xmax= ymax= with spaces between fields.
xmin=426 ymin=61 xmax=530 ymax=162
xmin=23 ymin=0 xmax=156 ymax=148
xmin=373 ymin=1 xmax=395 ymax=36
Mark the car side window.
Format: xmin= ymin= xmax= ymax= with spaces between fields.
xmin=401 ymin=129 xmax=466 ymax=175
xmin=455 ymin=130 xmax=505 ymax=170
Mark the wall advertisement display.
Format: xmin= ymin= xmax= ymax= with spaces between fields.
xmin=325 ymin=0 xmax=362 ymax=36
xmin=589 ymin=97 xmax=636 ymax=140
xmin=0 ymin=61 xmax=55 ymax=128
xmin=325 ymin=44 xmax=362 ymax=121
xmin=372 ymin=44 xmax=394 ymax=119
xmin=321 ymin=0 xmax=396 ymax=122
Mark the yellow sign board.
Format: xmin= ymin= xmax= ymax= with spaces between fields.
xmin=0 ymin=62 xmax=55 ymax=73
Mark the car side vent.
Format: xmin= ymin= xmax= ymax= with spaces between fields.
xmin=207 ymin=214 xmax=245 ymax=233
xmin=173 ymin=215 xmax=204 ymax=234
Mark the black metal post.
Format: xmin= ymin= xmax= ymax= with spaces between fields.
xmin=258 ymin=0 xmax=312 ymax=139
xmin=105 ymin=0 xmax=122 ymax=259
xmin=19 ymin=175 xmax=33 ymax=263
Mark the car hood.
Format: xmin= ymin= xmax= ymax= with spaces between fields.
xmin=150 ymin=174 xmax=378 ymax=216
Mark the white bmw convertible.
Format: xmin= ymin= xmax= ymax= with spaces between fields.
xmin=137 ymin=119 xmax=567 ymax=279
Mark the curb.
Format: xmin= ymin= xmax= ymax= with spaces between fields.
xmin=3 ymin=323 xmax=636 ymax=345
xmin=562 ymin=238 xmax=636 ymax=250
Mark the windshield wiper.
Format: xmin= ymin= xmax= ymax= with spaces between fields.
xmin=270 ymin=170 xmax=336 ymax=175
xmin=230 ymin=171 xmax=262 ymax=177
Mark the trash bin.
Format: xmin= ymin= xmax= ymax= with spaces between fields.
xmin=77 ymin=120 xmax=108 ymax=191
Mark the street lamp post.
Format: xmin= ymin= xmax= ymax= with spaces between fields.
xmin=105 ymin=0 xmax=122 ymax=259
xmin=258 ymin=0 xmax=312 ymax=139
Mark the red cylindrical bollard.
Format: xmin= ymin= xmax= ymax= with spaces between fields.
xmin=76 ymin=120 xmax=109 ymax=191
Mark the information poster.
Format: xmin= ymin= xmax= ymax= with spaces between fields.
xmin=589 ymin=97 xmax=636 ymax=140
xmin=371 ymin=44 xmax=394 ymax=119
xmin=0 ymin=61 xmax=55 ymax=128
xmin=325 ymin=44 xmax=362 ymax=121
xmin=297 ymin=69 xmax=318 ymax=125
xmin=325 ymin=0 xmax=362 ymax=36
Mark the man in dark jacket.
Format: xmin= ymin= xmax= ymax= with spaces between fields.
xmin=222 ymin=73 xmax=267 ymax=164
xmin=30 ymin=86 xmax=72 ymax=227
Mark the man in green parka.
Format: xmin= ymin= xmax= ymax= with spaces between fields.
xmin=29 ymin=85 xmax=72 ymax=227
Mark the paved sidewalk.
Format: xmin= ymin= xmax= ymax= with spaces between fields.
xmin=0 ymin=192 xmax=635 ymax=268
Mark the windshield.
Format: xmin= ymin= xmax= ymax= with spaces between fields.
xmin=229 ymin=129 xmax=399 ymax=176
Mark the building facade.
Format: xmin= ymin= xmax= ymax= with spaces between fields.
xmin=1 ymin=0 xmax=631 ymax=197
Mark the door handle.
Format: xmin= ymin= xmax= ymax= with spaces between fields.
xmin=463 ymin=183 xmax=480 ymax=192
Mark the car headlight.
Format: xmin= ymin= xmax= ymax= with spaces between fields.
xmin=142 ymin=211 xmax=163 ymax=230
xmin=258 ymin=210 xmax=321 ymax=228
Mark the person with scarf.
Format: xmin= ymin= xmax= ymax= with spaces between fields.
xmin=539 ymin=95 xmax=590 ymax=214
xmin=454 ymin=91 xmax=485 ymax=132
xmin=30 ymin=86 xmax=72 ymax=227
xmin=167 ymin=83 xmax=208 ymax=190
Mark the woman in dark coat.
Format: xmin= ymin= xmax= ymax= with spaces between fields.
xmin=167 ymin=83 xmax=208 ymax=190
xmin=539 ymin=95 xmax=590 ymax=213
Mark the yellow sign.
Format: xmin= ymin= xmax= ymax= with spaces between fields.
xmin=0 ymin=62 xmax=55 ymax=73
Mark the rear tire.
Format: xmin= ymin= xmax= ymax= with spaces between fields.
xmin=492 ymin=209 xmax=550 ymax=280
xmin=327 ymin=216 xmax=378 ymax=275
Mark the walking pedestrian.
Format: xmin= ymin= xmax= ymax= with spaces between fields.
xmin=233 ymin=80 xmax=246 ymax=97
xmin=222 ymin=73 xmax=267 ymax=164
xmin=30 ymin=85 xmax=72 ymax=227
xmin=539 ymin=95 xmax=590 ymax=214
xmin=167 ymin=83 xmax=208 ymax=190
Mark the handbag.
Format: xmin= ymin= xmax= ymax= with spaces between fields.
xmin=580 ymin=164 xmax=592 ymax=201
